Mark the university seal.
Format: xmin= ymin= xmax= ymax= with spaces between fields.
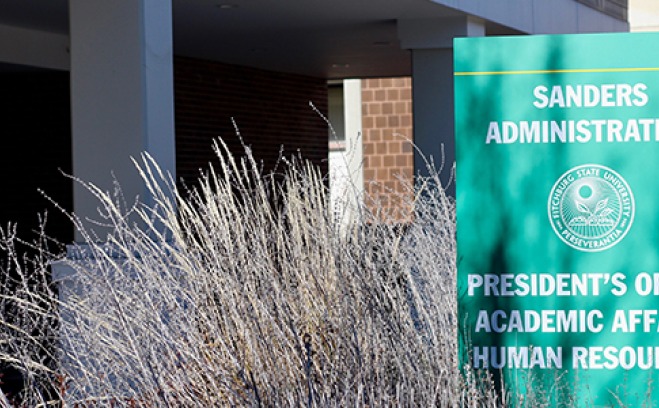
xmin=548 ymin=164 xmax=634 ymax=252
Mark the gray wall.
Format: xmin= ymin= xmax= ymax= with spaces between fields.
xmin=577 ymin=0 xmax=628 ymax=21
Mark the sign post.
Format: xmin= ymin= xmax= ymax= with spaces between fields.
xmin=455 ymin=32 xmax=659 ymax=406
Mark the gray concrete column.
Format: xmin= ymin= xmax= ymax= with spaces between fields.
xmin=398 ymin=16 xmax=484 ymax=196
xmin=69 ymin=0 xmax=175 ymax=240
xmin=343 ymin=79 xmax=364 ymax=215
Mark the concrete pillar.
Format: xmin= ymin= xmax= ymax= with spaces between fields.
xmin=398 ymin=16 xmax=484 ymax=196
xmin=343 ymin=79 xmax=364 ymax=214
xmin=69 ymin=0 xmax=175 ymax=240
xmin=328 ymin=79 xmax=363 ymax=230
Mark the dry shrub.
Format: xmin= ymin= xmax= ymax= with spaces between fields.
xmin=0 ymin=138 xmax=506 ymax=407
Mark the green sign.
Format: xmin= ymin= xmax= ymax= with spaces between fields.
xmin=455 ymin=32 xmax=659 ymax=406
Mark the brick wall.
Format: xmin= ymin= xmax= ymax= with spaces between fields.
xmin=174 ymin=56 xmax=329 ymax=190
xmin=361 ymin=77 xmax=414 ymax=221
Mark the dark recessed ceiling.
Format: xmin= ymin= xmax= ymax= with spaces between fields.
xmin=0 ymin=0 xmax=522 ymax=79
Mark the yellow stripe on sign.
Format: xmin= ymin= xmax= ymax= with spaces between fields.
xmin=454 ymin=67 xmax=659 ymax=76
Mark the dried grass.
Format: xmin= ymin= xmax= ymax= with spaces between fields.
xmin=0 ymin=137 xmax=506 ymax=407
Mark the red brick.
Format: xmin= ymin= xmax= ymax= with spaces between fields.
xmin=366 ymin=185 xmax=377 ymax=194
xmin=174 ymin=56 xmax=328 ymax=183
xmin=387 ymin=89 xmax=399 ymax=100
xmin=393 ymin=77 xmax=406 ymax=87
xmin=388 ymin=142 xmax=401 ymax=154
xmin=361 ymin=103 xmax=369 ymax=115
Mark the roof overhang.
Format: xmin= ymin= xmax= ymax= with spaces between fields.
xmin=0 ymin=0 xmax=628 ymax=78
